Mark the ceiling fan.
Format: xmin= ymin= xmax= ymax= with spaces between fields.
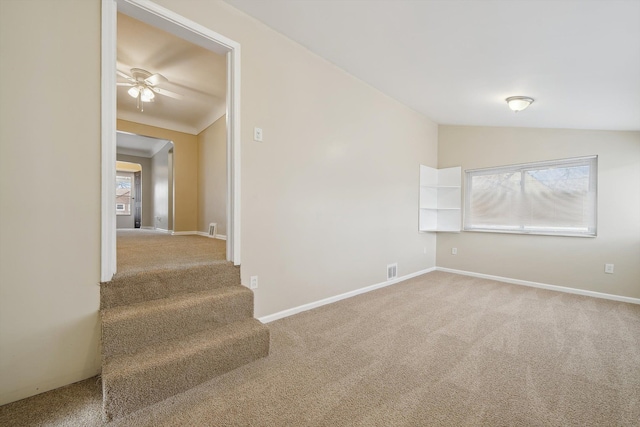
xmin=117 ymin=68 xmax=183 ymax=111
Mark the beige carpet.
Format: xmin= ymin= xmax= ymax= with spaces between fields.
xmin=115 ymin=229 xmax=226 ymax=277
xmin=2 ymin=271 xmax=639 ymax=426
xmin=101 ymin=229 xmax=268 ymax=420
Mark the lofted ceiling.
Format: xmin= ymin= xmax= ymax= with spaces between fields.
xmin=117 ymin=13 xmax=227 ymax=135
xmin=224 ymin=0 xmax=640 ymax=131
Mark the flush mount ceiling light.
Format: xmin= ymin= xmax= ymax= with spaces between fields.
xmin=506 ymin=96 xmax=534 ymax=112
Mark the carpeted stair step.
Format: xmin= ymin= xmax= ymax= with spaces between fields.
xmin=101 ymin=262 xmax=240 ymax=309
xmin=102 ymin=318 xmax=270 ymax=421
xmin=101 ymin=286 xmax=254 ymax=357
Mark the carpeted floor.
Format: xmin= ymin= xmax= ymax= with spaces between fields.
xmin=115 ymin=229 xmax=227 ymax=277
xmin=1 ymin=271 xmax=639 ymax=426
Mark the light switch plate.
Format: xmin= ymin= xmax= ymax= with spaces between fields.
xmin=254 ymin=127 xmax=263 ymax=142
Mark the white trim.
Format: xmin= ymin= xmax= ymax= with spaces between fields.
xmin=117 ymin=110 xmax=200 ymax=135
xmin=101 ymin=0 xmax=118 ymax=282
xmin=227 ymin=48 xmax=242 ymax=266
xmin=102 ymin=0 xmax=242 ymax=281
xmin=153 ymin=227 xmax=171 ymax=233
xmin=436 ymin=267 xmax=640 ymax=305
xmin=171 ymin=231 xmax=198 ymax=236
xmin=196 ymin=231 xmax=227 ymax=240
xmin=258 ymin=267 xmax=436 ymax=323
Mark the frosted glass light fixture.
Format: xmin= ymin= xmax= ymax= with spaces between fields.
xmin=141 ymin=87 xmax=155 ymax=102
xmin=506 ymin=96 xmax=534 ymax=112
xmin=127 ymin=86 xmax=140 ymax=98
xmin=128 ymin=85 xmax=154 ymax=102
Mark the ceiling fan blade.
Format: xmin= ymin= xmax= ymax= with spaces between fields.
xmin=152 ymin=87 xmax=184 ymax=100
xmin=116 ymin=69 xmax=135 ymax=82
xmin=145 ymin=73 xmax=168 ymax=86
xmin=117 ymin=82 xmax=134 ymax=87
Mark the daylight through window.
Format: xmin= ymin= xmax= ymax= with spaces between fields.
xmin=116 ymin=175 xmax=132 ymax=216
xmin=464 ymin=156 xmax=597 ymax=237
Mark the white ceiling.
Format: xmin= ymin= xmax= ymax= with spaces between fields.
xmin=117 ymin=131 xmax=170 ymax=158
xmin=117 ymin=13 xmax=227 ymax=135
xmin=225 ymin=0 xmax=640 ymax=131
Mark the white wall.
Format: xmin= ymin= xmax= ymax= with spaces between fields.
xmin=152 ymin=142 xmax=173 ymax=231
xmin=154 ymin=0 xmax=439 ymax=317
xmin=197 ymin=115 xmax=227 ymax=236
xmin=0 ymin=0 xmax=435 ymax=405
xmin=0 ymin=0 xmax=101 ymax=405
xmin=437 ymin=126 xmax=640 ymax=299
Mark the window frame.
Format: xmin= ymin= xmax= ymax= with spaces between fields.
xmin=463 ymin=156 xmax=598 ymax=237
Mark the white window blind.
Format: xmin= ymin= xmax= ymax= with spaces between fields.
xmin=464 ymin=156 xmax=597 ymax=237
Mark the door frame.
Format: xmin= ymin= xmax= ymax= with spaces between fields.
xmin=101 ymin=0 xmax=242 ymax=281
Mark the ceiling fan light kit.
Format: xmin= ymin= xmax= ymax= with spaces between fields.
xmin=506 ymin=96 xmax=534 ymax=112
xmin=118 ymin=67 xmax=176 ymax=112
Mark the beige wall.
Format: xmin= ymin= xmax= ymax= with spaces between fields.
xmin=437 ymin=126 xmax=640 ymax=299
xmin=0 ymin=0 xmax=101 ymax=405
xmin=197 ymin=115 xmax=227 ymax=235
xmin=117 ymin=120 xmax=198 ymax=232
xmin=154 ymin=0 xmax=439 ymax=317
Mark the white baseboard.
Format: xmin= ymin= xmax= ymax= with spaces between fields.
xmin=196 ymin=231 xmax=227 ymax=240
xmin=171 ymin=231 xmax=198 ymax=236
xmin=258 ymin=267 xmax=436 ymax=323
xmin=154 ymin=227 xmax=171 ymax=233
xmin=436 ymin=267 xmax=640 ymax=305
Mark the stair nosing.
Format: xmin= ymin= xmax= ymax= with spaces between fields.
xmin=102 ymin=318 xmax=268 ymax=376
xmin=101 ymin=285 xmax=251 ymax=321
xmin=103 ymin=261 xmax=237 ymax=284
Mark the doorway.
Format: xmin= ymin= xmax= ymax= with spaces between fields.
xmin=117 ymin=132 xmax=174 ymax=232
xmin=101 ymin=0 xmax=242 ymax=281
xmin=115 ymin=170 xmax=137 ymax=229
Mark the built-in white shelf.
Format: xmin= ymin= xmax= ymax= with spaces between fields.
xmin=419 ymin=165 xmax=462 ymax=232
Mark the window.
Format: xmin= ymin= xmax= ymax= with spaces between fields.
xmin=116 ymin=174 xmax=132 ymax=216
xmin=464 ymin=156 xmax=597 ymax=237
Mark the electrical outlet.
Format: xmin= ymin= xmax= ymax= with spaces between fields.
xmin=452 ymin=248 xmax=457 ymax=255
xmin=250 ymin=276 xmax=258 ymax=289
xmin=604 ymin=264 xmax=614 ymax=274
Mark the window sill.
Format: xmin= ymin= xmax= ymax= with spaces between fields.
xmin=463 ymin=228 xmax=597 ymax=238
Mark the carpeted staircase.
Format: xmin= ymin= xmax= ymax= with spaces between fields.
xmin=100 ymin=260 xmax=270 ymax=421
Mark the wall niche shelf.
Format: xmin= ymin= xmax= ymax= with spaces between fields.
xmin=419 ymin=165 xmax=462 ymax=232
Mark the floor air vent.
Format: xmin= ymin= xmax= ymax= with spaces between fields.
xmin=208 ymin=223 xmax=217 ymax=238
xmin=387 ymin=263 xmax=398 ymax=280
